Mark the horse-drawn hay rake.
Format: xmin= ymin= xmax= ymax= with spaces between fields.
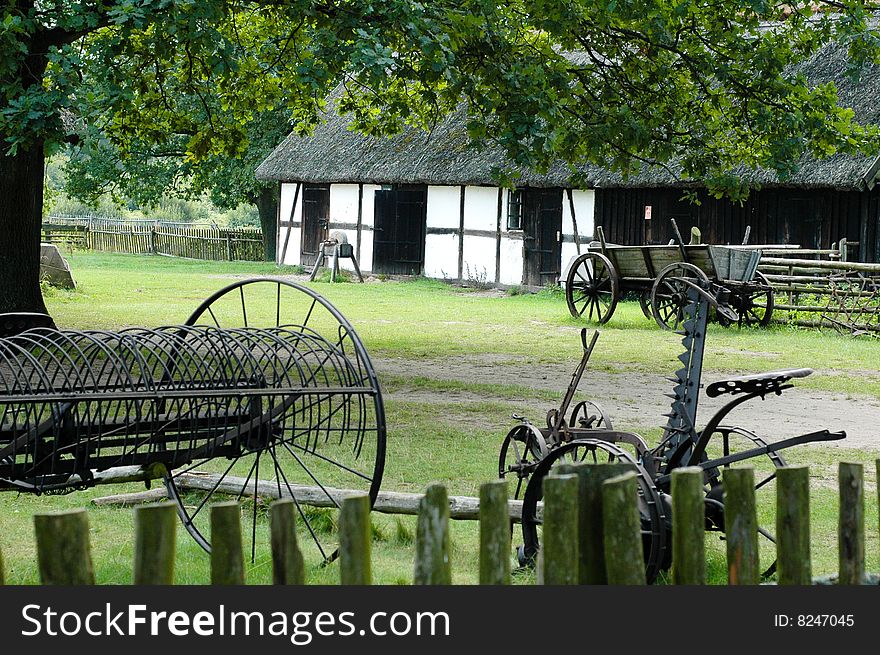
xmin=501 ymin=280 xmax=845 ymax=582
xmin=0 ymin=279 xmax=385 ymax=562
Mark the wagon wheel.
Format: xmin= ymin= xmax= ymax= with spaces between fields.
xmin=638 ymin=290 xmax=653 ymax=320
xmin=569 ymin=400 xmax=613 ymax=430
xmin=519 ymin=439 xmax=668 ymax=583
xmin=498 ymin=423 xmax=549 ymax=502
xmin=699 ymin=426 xmax=785 ymax=579
xmin=718 ymin=272 xmax=775 ymax=328
xmin=565 ymin=252 xmax=620 ymax=324
xmin=650 ymin=262 xmax=710 ymax=330
xmin=163 ymin=278 xmax=386 ymax=564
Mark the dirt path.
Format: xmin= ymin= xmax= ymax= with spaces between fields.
xmin=376 ymin=355 xmax=880 ymax=451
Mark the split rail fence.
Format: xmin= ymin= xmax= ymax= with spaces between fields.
xmin=758 ymin=240 xmax=880 ymax=333
xmin=4 ymin=460 xmax=878 ymax=586
xmin=41 ymin=216 xmax=264 ymax=262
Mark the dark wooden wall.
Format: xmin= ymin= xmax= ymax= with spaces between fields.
xmin=594 ymin=187 xmax=880 ymax=262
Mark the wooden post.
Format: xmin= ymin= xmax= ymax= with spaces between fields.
xmin=689 ymin=226 xmax=702 ymax=245
xmin=838 ymin=462 xmax=864 ymax=585
xmin=724 ymin=467 xmax=759 ymax=585
xmin=557 ymin=462 xmax=629 ymax=584
xmin=133 ymin=502 xmax=177 ymax=585
xmin=0 ymin=538 xmax=5 ymax=585
xmin=211 ymin=502 xmax=245 ymax=585
xmin=540 ymin=473 xmax=578 ymax=585
xmin=671 ymin=467 xmax=705 ymax=585
xmin=414 ymin=484 xmax=451 ymax=585
xmin=776 ymin=466 xmax=811 ymax=585
xmin=34 ymin=509 xmax=95 ymax=585
xmin=339 ymin=494 xmax=372 ymax=585
xmin=270 ymin=500 xmax=305 ymax=585
xmin=226 ymin=232 xmax=233 ymax=261
xmin=602 ymin=472 xmax=646 ymax=585
xmin=479 ymin=480 xmax=510 ymax=585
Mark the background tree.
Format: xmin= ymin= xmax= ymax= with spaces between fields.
xmin=3 ymin=1 xmax=880 ymax=320
xmin=62 ymin=108 xmax=290 ymax=260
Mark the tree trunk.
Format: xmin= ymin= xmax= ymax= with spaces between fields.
xmin=0 ymin=139 xmax=52 ymax=321
xmin=255 ymin=185 xmax=279 ymax=262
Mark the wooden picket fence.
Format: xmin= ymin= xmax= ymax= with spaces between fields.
xmin=41 ymin=216 xmax=264 ymax=262
xmin=4 ymin=460 xmax=878 ymax=586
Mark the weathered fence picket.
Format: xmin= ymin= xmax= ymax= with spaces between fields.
xmin=671 ymin=467 xmax=705 ymax=585
xmin=13 ymin=458 xmax=880 ymax=586
xmin=34 ymin=509 xmax=95 ymax=585
xmin=211 ymin=502 xmax=245 ymax=585
xmin=270 ymin=500 xmax=306 ymax=585
xmin=339 ymin=494 xmax=372 ymax=585
xmin=776 ymin=466 xmax=811 ymax=585
xmin=133 ymin=502 xmax=177 ymax=585
xmin=478 ymin=480 xmax=510 ymax=585
xmin=723 ymin=468 xmax=760 ymax=585
xmin=557 ymin=462 xmax=629 ymax=584
xmin=413 ymin=484 xmax=451 ymax=585
xmin=540 ymin=473 xmax=579 ymax=585
xmin=601 ymin=471 xmax=646 ymax=585
xmin=838 ymin=462 xmax=865 ymax=585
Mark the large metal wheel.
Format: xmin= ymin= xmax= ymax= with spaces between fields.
xmin=519 ymin=439 xmax=668 ymax=583
xmin=699 ymin=426 xmax=785 ymax=579
xmin=569 ymin=400 xmax=613 ymax=430
xmin=565 ymin=252 xmax=620 ymax=324
xmin=650 ymin=262 xmax=710 ymax=330
xmin=719 ymin=272 xmax=775 ymax=328
xmin=498 ymin=423 xmax=549 ymax=502
xmin=163 ymin=278 xmax=386 ymax=564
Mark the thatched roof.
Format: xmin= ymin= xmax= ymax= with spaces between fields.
xmin=256 ymin=40 xmax=880 ymax=191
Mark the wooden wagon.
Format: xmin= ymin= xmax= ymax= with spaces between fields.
xmin=564 ymin=229 xmax=775 ymax=329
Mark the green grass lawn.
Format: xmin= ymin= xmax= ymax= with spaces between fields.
xmin=1 ymin=251 xmax=877 ymax=584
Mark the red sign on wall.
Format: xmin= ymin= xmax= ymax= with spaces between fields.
xmin=644 ymin=205 xmax=652 ymax=220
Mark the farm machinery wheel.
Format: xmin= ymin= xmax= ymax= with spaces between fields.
xmin=718 ymin=272 xmax=775 ymax=328
xmin=569 ymin=400 xmax=613 ymax=430
xmin=518 ymin=439 xmax=669 ymax=583
xmin=565 ymin=253 xmax=620 ymax=324
xmin=163 ymin=278 xmax=386 ymax=564
xmin=700 ymin=426 xmax=786 ymax=578
xmin=638 ymin=290 xmax=654 ymax=320
xmin=650 ymin=262 xmax=710 ymax=330
xmin=498 ymin=423 xmax=549 ymax=502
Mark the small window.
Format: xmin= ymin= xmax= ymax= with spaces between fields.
xmin=507 ymin=189 xmax=523 ymax=230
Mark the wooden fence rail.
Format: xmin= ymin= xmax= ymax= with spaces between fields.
xmin=41 ymin=217 xmax=264 ymax=262
xmin=4 ymin=459 xmax=878 ymax=585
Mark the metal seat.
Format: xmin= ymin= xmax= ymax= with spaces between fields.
xmin=705 ymin=368 xmax=813 ymax=398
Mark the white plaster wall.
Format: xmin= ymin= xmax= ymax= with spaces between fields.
xmin=463 ymin=186 xmax=498 ymax=233
xmin=462 ymin=236 xmax=496 ymax=283
xmin=278 ymin=182 xmax=303 ymax=266
xmin=424 ymin=233 xmax=459 ymax=280
xmin=359 ymin=185 xmax=380 ymax=273
xmin=426 ymin=186 xmax=461 ymax=229
xmin=571 ymin=189 xmax=596 ymax=242
xmin=329 ymin=184 xmax=360 ymax=225
xmin=499 ymin=237 xmax=524 ymax=286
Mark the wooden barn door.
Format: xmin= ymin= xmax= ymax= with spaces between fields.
xmin=300 ymin=184 xmax=330 ymax=267
xmin=373 ymin=185 xmax=427 ymax=275
xmin=522 ymin=188 xmax=563 ymax=287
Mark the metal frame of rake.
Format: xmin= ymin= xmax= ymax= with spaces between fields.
xmin=0 ymin=278 xmax=386 ymax=563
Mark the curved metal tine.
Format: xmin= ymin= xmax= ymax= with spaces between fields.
xmin=279 ymin=439 xmax=374 ymax=483
xmin=177 ymin=455 xmax=241 ymax=523
xmin=270 ymin=441 xmax=328 ymax=560
xmin=281 ymin=441 xmax=341 ymax=510
xmin=239 ymin=285 xmax=248 ymax=328
xmin=251 ymin=450 xmax=261 ymax=563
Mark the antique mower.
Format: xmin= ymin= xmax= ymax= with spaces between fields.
xmin=500 ymin=281 xmax=844 ymax=582
xmin=0 ymin=278 xmax=385 ymax=562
